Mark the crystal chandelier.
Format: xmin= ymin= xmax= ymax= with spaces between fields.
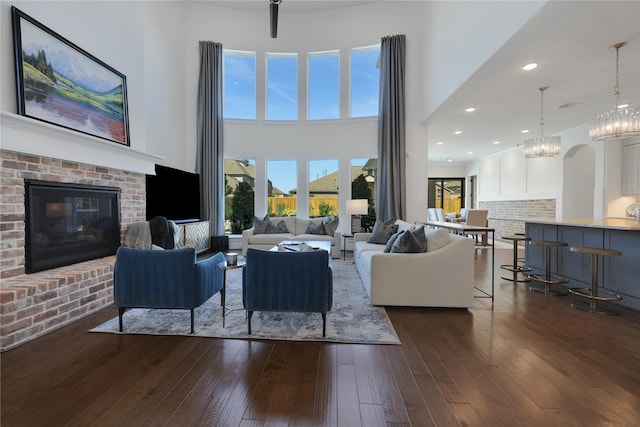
xmin=590 ymin=42 xmax=640 ymax=141
xmin=524 ymin=87 xmax=561 ymax=158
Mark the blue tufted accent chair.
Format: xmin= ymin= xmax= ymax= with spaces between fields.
xmin=113 ymin=246 xmax=225 ymax=333
xmin=243 ymin=248 xmax=333 ymax=336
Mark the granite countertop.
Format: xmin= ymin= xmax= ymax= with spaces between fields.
xmin=524 ymin=217 xmax=640 ymax=231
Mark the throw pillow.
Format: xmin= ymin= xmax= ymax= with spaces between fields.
xmin=425 ymin=228 xmax=450 ymax=252
xmin=409 ymin=225 xmax=428 ymax=252
xmin=306 ymin=221 xmax=326 ymax=235
xmin=395 ymin=219 xmax=414 ymax=233
xmin=263 ymin=222 xmax=279 ymax=234
xmin=383 ymin=231 xmax=403 ymax=253
xmin=253 ymin=215 xmax=271 ymax=234
xmin=390 ymin=229 xmax=424 ymax=253
xmin=367 ymin=219 xmax=398 ymax=244
xmin=323 ymin=216 xmax=339 ymax=236
xmin=273 ymin=220 xmax=289 ymax=233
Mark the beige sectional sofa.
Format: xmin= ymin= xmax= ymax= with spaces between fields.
xmin=242 ymin=216 xmax=341 ymax=259
xmin=354 ymin=220 xmax=475 ymax=307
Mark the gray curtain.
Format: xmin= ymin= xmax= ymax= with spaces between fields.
xmin=376 ymin=34 xmax=406 ymax=222
xmin=196 ymin=41 xmax=224 ymax=235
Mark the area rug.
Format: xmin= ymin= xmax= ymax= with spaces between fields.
xmin=90 ymin=259 xmax=400 ymax=345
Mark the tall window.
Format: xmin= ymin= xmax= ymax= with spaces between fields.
xmin=308 ymin=51 xmax=339 ymax=120
xmin=267 ymin=160 xmax=297 ymax=216
xmin=428 ymin=178 xmax=465 ymax=214
xmin=224 ymin=159 xmax=255 ymax=234
xmin=351 ymin=158 xmax=377 ymax=231
xmin=223 ymin=50 xmax=256 ymax=120
xmin=266 ymin=53 xmax=298 ymax=120
xmin=309 ymin=159 xmax=339 ymax=217
xmin=350 ymin=45 xmax=380 ymax=118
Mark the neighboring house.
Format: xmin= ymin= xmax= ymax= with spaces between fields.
xmin=224 ymin=159 xmax=255 ymax=192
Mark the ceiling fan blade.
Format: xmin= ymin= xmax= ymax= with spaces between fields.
xmin=270 ymin=2 xmax=278 ymax=38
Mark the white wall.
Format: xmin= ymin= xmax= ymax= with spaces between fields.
xmin=465 ymin=122 xmax=634 ymax=218
xmin=563 ymin=144 xmax=595 ymax=218
xmin=142 ymin=1 xmax=186 ymax=168
xmin=428 ymin=164 xmax=466 ymax=178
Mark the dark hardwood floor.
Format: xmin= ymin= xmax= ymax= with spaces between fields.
xmin=2 ymin=248 xmax=640 ymax=426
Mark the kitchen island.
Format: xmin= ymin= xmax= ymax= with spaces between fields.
xmin=525 ymin=218 xmax=640 ymax=311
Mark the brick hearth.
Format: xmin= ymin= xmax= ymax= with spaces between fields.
xmin=0 ymin=149 xmax=146 ymax=350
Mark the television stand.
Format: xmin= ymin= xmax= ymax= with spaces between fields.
xmin=175 ymin=220 xmax=210 ymax=253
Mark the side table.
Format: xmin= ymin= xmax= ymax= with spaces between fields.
xmin=217 ymin=260 xmax=245 ymax=327
xmin=342 ymin=234 xmax=354 ymax=260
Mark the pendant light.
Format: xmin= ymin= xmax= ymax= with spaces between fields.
xmin=524 ymin=87 xmax=561 ymax=158
xmin=590 ymin=42 xmax=640 ymax=141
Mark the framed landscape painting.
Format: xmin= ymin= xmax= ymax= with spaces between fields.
xmin=11 ymin=7 xmax=130 ymax=146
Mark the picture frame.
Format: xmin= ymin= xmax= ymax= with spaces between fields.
xmin=11 ymin=6 xmax=130 ymax=146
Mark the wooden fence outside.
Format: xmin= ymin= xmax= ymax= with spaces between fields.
xmin=268 ymin=196 xmax=339 ymax=217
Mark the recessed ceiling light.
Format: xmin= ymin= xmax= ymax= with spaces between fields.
xmin=467 ymin=151 xmax=473 ymax=155
xmin=492 ymin=141 xmax=501 ymax=145
xmin=521 ymin=129 xmax=530 ymax=134
xmin=522 ymin=63 xmax=538 ymax=71
xmin=447 ymin=159 xmax=452 ymax=163
xmin=436 ymin=141 xmax=443 ymax=145
xmin=465 ymin=107 xmax=476 ymax=113
xmin=454 ymin=130 xmax=462 ymax=135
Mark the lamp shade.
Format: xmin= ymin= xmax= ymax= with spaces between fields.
xmin=346 ymin=199 xmax=368 ymax=215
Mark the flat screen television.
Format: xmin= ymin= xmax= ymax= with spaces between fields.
xmin=146 ymin=165 xmax=201 ymax=222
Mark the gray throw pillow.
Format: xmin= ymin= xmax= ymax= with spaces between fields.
xmin=383 ymin=231 xmax=403 ymax=253
xmin=323 ymin=216 xmax=339 ymax=236
xmin=390 ymin=229 xmax=424 ymax=253
xmin=253 ymin=215 xmax=271 ymax=234
xmin=409 ymin=225 xmax=428 ymax=252
xmin=273 ymin=220 xmax=289 ymax=233
xmin=306 ymin=221 xmax=325 ymax=235
xmin=367 ymin=219 xmax=398 ymax=244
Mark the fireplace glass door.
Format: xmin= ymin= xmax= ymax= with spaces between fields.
xmin=25 ymin=180 xmax=121 ymax=273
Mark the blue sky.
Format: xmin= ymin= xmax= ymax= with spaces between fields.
xmin=223 ymin=46 xmax=379 ymax=121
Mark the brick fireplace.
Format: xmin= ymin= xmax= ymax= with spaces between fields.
xmin=0 ymin=149 xmax=146 ymax=350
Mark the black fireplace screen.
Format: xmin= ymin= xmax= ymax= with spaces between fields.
xmin=25 ymin=180 xmax=121 ymax=273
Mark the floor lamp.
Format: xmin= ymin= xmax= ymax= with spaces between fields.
xmin=347 ymin=199 xmax=368 ymax=234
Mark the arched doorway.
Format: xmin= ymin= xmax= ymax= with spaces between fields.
xmin=563 ymin=144 xmax=595 ymax=217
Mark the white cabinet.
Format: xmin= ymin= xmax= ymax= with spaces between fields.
xmin=622 ymin=143 xmax=640 ymax=195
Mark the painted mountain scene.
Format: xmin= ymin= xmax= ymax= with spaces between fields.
xmin=19 ymin=18 xmax=128 ymax=144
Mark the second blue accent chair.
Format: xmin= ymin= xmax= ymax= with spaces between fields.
xmin=243 ymin=248 xmax=333 ymax=336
